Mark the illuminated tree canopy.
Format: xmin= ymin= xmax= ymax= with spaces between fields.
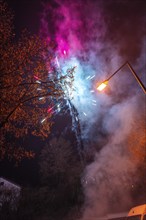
xmin=0 ymin=1 xmax=75 ymax=161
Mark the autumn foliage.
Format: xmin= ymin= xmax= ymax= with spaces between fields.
xmin=0 ymin=1 xmax=75 ymax=161
xmin=127 ymin=114 xmax=146 ymax=164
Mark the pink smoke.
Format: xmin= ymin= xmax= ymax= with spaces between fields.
xmin=40 ymin=0 xmax=106 ymax=59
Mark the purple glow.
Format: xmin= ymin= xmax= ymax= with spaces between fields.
xmin=40 ymin=1 xmax=105 ymax=58
xmin=56 ymin=38 xmax=69 ymax=57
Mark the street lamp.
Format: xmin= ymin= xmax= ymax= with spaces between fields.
xmin=97 ymin=61 xmax=146 ymax=94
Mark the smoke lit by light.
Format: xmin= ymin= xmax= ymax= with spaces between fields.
xmin=40 ymin=0 xmax=146 ymax=217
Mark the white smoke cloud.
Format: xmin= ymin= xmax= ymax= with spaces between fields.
xmin=81 ymin=95 xmax=145 ymax=218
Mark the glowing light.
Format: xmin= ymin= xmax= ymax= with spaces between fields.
xmin=63 ymin=50 xmax=66 ymax=55
xmin=47 ymin=107 xmax=53 ymax=113
xmin=83 ymin=112 xmax=87 ymax=116
xmin=36 ymin=80 xmax=41 ymax=84
xmin=37 ymin=88 xmax=42 ymax=90
xmin=39 ymin=97 xmax=45 ymax=100
xmin=41 ymin=118 xmax=46 ymax=123
xmin=34 ymin=75 xmax=40 ymax=80
xmin=55 ymin=56 xmax=60 ymax=67
xmin=90 ymin=90 xmax=95 ymax=93
xmin=86 ymin=75 xmax=91 ymax=80
xmin=97 ymin=80 xmax=108 ymax=91
xmin=57 ymin=104 xmax=61 ymax=112
xmin=86 ymin=75 xmax=95 ymax=80
xmin=89 ymin=75 xmax=95 ymax=80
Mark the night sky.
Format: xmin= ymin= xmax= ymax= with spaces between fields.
xmin=5 ymin=0 xmax=41 ymax=35
xmin=0 ymin=0 xmax=146 ymax=217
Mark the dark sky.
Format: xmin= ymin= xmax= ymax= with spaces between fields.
xmin=6 ymin=0 xmax=42 ymax=35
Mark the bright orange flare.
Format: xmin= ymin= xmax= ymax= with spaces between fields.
xmin=97 ymin=80 xmax=108 ymax=91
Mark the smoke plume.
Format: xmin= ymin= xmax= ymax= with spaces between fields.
xmin=40 ymin=0 xmax=146 ymax=217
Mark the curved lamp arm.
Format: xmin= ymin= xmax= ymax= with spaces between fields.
xmin=97 ymin=61 xmax=146 ymax=94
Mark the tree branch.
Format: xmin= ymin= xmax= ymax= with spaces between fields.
xmin=0 ymin=90 xmax=63 ymax=128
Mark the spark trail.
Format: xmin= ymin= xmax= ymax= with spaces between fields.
xmin=34 ymin=53 xmax=97 ymax=161
xmin=40 ymin=0 xmax=146 ymax=217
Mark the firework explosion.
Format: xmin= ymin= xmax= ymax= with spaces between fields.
xmin=33 ymin=64 xmax=76 ymax=122
xmin=39 ymin=0 xmax=146 ymax=217
xmin=33 ymin=57 xmax=85 ymax=157
xmin=39 ymin=0 xmax=107 ymax=142
xmin=39 ymin=0 xmax=145 ymax=139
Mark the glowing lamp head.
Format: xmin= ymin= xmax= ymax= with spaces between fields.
xmin=97 ymin=80 xmax=108 ymax=91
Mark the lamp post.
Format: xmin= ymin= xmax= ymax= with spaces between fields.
xmin=97 ymin=61 xmax=146 ymax=94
